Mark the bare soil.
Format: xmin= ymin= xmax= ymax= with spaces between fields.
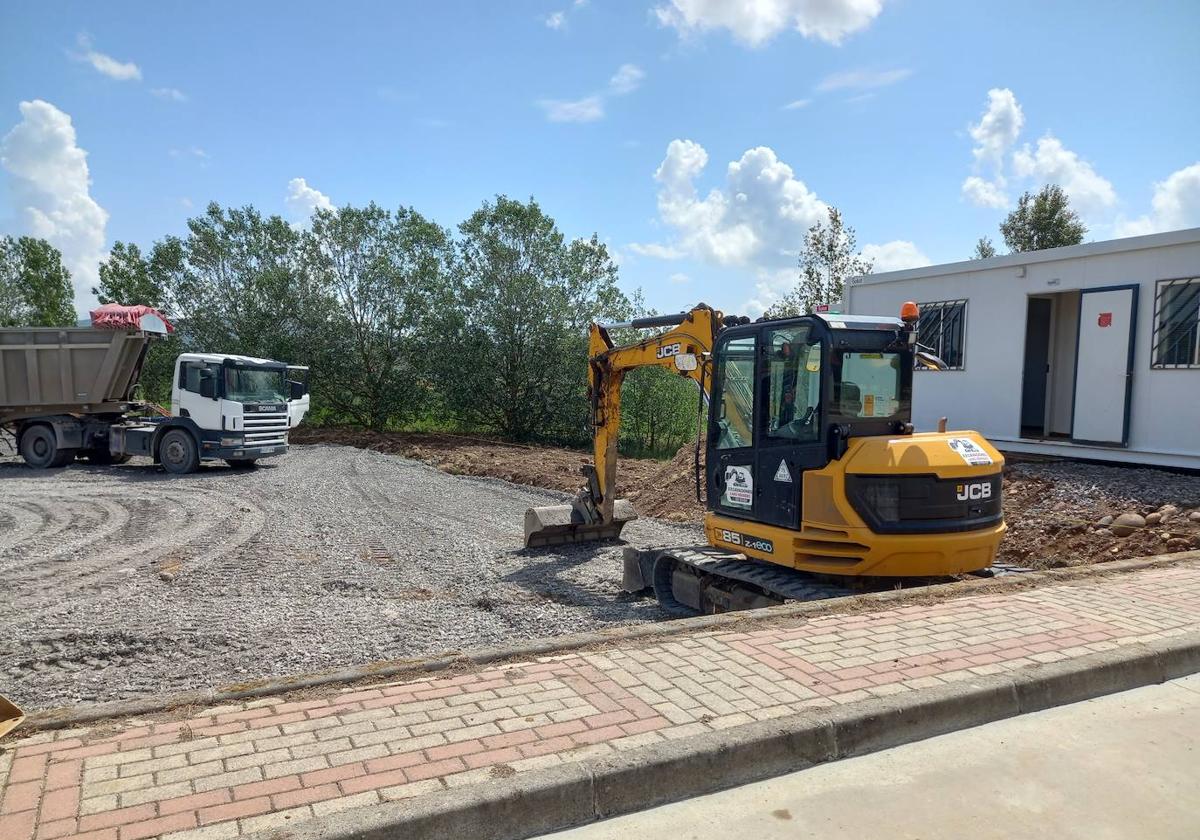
xmin=296 ymin=428 xmax=1200 ymax=570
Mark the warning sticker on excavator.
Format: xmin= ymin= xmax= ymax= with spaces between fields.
xmin=947 ymin=437 xmax=993 ymax=466
xmin=722 ymin=465 xmax=754 ymax=508
xmin=773 ymin=459 xmax=792 ymax=482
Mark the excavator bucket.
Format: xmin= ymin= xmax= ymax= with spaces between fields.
xmin=524 ymin=498 xmax=638 ymax=548
xmin=0 ymin=693 xmax=24 ymax=739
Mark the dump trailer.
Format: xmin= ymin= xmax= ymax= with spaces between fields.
xmin=524 ymin=302 xmax=1008 ymax=615
xmin=0 ymin=306 xmax=311 ymax=473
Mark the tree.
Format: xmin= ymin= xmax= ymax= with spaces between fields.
xmin=765 ymin=207 xmax=872 ymax=318
xmin=999 ymin=184 xmax=1086 ymax=253
xmin=616 ymin=290 xmax=702 ymax=458
xmin=431 ymin=196 xmax=626 ymax=442
xmin=303 ymin=204 xmax=452 ymax=430
xmin=0 ymin=236 xmax=76 ymax=327
xmin=164 ymin=202 xmax=325 ymax=376
xmin=95 ymin=240 xmax=183 ymax=405
xmin=972 ymin=236 xmax=997 ymax=260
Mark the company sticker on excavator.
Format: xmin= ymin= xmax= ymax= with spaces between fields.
xmin=722 ymin=465 xmax=754 ymax=509
xmin=947 ymin=437 xmax=993 ymax=466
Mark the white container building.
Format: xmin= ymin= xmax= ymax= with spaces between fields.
xmin=844 ymin=228 xmax=1200 ymax=469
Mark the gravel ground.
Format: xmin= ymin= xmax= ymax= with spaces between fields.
xmin=0 ymin=444 xmax=700 ymax=711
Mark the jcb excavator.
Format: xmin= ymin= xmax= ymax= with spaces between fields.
xmin=524 ymin=303 xmax=1007 ymax=614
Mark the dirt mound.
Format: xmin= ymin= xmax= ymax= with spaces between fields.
xmin=627 ymin=443 xmax=707 ymax=523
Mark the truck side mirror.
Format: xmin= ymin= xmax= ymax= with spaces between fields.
xmin=199 ymin=372 xmax=216 ymax=399
xmin=289 ymin=380 xmax=306 ymax=400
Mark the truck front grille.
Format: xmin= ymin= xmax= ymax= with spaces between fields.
xmin=242 ymin=411 xmax=289 ymax=447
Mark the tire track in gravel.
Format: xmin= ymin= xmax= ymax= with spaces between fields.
xmin=0 ymin=446 xmax=699 ymax=710
xmin=2 ymin=479 xmax=266 ymax=600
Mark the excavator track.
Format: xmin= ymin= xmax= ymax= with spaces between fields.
xmin=624 ymin=545 xmax=855 ymax=616
xmin=624 ymin=545 xmax=1033 ymax=616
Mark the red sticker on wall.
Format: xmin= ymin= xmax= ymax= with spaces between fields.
xmin=1098 ymin=312 xmax=1112 ymax=327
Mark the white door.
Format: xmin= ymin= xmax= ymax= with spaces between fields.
xmin=1072 ymin=286 xmax=1137 ymax=445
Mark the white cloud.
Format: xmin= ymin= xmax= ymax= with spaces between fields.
xmin=655 ymin=0 xmax=886 ymax=46
xmin=860 ymin=240 xmax=930 ymax=273
xmin=1115 ymin=162 xmax=1200 ymax=237
xmin=960 ymin=175 xmax=1009 ymax=209
xmin=1012 ymin=135 xmax=1116 ymax=215
xmin=668 ymin=272 xmax=690 ymax=284
xmin=651 ymin=139 xmax=827 ymax=267
xmin=151 ymin=87 xmax=187 ymax=102
xmin=608 ymin=64 xmax=645 ymax=95
xmin=959 ymin=88 xmax=1023 ymax=209
xmin=538 ymin=95 xmax=605 ymax=123
xmin=968 ymin=88 xmax=1023 ymax=167
xmin=545 ymin=11 xmax=566 ymax=29
xmin=0 ymin=100 xmax=109 ymax=310
xmin=816 ymin=67 xmax=911 ymax=93
xmin=628 ymin=242 xmax=685 ymax=259
xmin=285 ymin=177 xmax=333 ymax=223
xmin=782 ymin=98 xmax=811 ymax=110
xmin=169 ymin=146 xmax=208 ymax=160
xmin=537 ymin=63 xmax=644 ymax=123
xmin=74 ymin=34 xmax=141 ymax=81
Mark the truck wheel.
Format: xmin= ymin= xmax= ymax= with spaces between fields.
xmin=224 ymin=459 xmax=258 ymax=469
xmin=19 ymin=425 xmax=65 ymax=469
xmin=158 ymin=429 xmax=200 ymax=474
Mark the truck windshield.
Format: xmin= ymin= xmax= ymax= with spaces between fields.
xmin=224 ymin=366 xmax=287 ymax=403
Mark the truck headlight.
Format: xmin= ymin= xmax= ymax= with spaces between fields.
xmin=220 ymin=436 xmax=241 ymax=446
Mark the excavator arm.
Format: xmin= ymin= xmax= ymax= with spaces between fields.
xmin=524 ymin=304 xmax=724 ymax=547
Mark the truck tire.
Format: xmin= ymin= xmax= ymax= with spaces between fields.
xmin=224 ymin=458 xmax=258 ymax=469
xmin=19 ymin=425 xmax=73 ymax=469
xmin=158 ymin=429 xmax=200 ymax=474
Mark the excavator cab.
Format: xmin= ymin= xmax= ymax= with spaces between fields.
xmin=706 ymin=313 xmax=914 ymax=533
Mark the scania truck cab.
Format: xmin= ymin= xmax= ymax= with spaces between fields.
xmin=163 ymin=353 xmax=311 ymax=471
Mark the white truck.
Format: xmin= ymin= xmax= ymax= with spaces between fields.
xmin=0 ymin=307 xmax=310 ymax=474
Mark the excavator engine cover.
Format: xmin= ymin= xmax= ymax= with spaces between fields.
xmin=524 ymin=498 xmax=637 ymax=548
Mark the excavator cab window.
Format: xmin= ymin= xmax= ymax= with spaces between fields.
xmin=830 ymin=350 xmax=908 ymax=421
xmin=713 ymin=336 xmax=756 ymax=450
xmin=766 ymin=326 xmax=821 ymax=442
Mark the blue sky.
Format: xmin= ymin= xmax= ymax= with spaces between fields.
xmin=2 ymin=0 xmax=1198 ymax=314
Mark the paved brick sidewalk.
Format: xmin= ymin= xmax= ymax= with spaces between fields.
xmin=3 ymin=561 xmax=1199 ymax=840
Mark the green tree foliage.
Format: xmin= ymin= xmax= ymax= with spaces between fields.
xmin=0 ymin=235 xmax=75 ymax=327
xmin=94 ymin=240 xmax=184 ymax=405
xmin=972 ymin=236 xmax=997 ymax=259
xmin=172 ymin=203 xmax=306 ymax=363
xmin=999 ymin=184 xmax=1087 ymax=253
xmin=430 ymin=196 xmax=625 ymax=442
xmin=303 ymin=204 xmax=452 ymax=430
xmin=766 ymin=207 xmax=872 ymax=318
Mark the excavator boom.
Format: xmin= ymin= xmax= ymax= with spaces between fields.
xmin=524 ymin=305 xmax=724 ymax=547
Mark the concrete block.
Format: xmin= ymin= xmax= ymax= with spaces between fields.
xmin=827 ymin=676 xmax=1020 ymax=759
xmin=589 ymin=712 xmax=835 ymax=819
xmin=1013 ymin=645 xmax=1165 ymax=714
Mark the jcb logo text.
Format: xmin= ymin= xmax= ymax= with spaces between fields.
xmin=956 ymin=482 xmax=992 ymax=501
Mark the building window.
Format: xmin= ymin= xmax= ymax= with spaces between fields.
xmin=916 ymin=300 xmax=967 ymax=370
xmin=1152 ymin=278 xmax=1200 ymax=368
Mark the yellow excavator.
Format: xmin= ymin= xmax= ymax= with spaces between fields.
xmin=524 ymin=302 xmax=1007 ymax=614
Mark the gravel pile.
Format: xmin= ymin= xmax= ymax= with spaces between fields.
xmin=0 ymin=445 xmax=700 ymax=710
